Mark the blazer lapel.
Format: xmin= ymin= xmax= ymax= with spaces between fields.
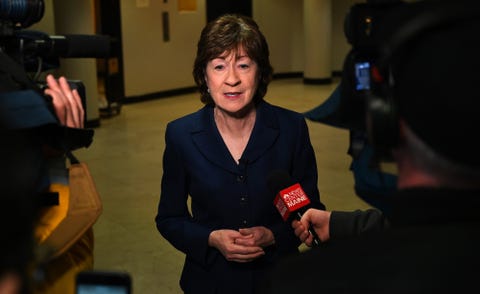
xmin=190 ymin=102 xmax=279 ymax=172
xmin=243 ymin=101 xmax=279 ymax=164
xmin=190 ymin=106 xmax=239 ymax=173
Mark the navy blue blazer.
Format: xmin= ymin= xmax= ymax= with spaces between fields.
xmin=155 ymin=101 xmax=325 ymax=294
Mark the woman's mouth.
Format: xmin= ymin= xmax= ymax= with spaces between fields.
xmin=225 ymin=92 xmax=242 ymax=97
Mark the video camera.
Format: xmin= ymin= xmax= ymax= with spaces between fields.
xmin=0 ymin=0 xmax=112 ymax=150
xmin=341 ymin=0 xmax=480 ymax=152
xmin=337 ymin=0 xmax=407 ymax=132
xmin=0 ymin=0 xmax=111 ymax=76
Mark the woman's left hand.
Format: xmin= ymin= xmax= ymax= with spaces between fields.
xmin=236 ymin=226 xmax=275 ymax=248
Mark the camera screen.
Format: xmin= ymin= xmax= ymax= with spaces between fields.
xmin=354 ymin=61 xmax=371 ymax=91
xmin=76 ymin=271 xmax=131 ymax=294
xmin=77 ymin=284 xmax=128 ymax=294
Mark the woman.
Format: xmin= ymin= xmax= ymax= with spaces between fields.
xmin=155 ymin=14 xmax=325 ymax=294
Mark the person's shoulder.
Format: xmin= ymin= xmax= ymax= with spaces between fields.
xmin=166 ymin=105 xmax=210 ymax=130
xmin=264 ymin=237 xmax=391 ymax=293
xmin=265 ymin=227 xmax=480 ymax=293
xmin=260 ymin=100 xmax=304 ymax=123
xmin=262 ymin=100 xmax=301 ymax=115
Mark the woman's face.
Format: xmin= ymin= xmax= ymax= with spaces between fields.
xmin=205 ymin=47 xmax=258 ymax=114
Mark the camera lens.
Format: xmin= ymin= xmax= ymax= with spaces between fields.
xmin=0 ymin=0 xmax=45 ymax=28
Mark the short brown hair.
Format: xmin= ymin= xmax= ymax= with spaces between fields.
xmin=192 ymin=14 xmax=273 ymax=105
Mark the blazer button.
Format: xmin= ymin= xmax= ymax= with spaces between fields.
xmin=236 ymin=175 xmax=245 ymax=182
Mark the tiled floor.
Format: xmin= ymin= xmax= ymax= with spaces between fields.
xmin=75 ymin=77 xmax=373 ymax=293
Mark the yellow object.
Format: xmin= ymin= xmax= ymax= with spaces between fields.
xmin=33 ymin=228 xmax=94 ymax=294
xmin=33 ymin=159 xmax=102 ymax=294
xmin=35 ymin=184 xmax=70 ymax=244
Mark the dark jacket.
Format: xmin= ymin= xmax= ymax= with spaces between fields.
xmin=262 ymin=188 xmax=480 ymax=293
xmin=155 ymin=101 xmax=324 ymax=294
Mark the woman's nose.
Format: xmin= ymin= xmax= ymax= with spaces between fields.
xmin=225 ymin=68 xmax=240 ymax=86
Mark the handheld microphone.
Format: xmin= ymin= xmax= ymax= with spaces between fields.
xmin=268 ymin=170 xmax=322 ymax=247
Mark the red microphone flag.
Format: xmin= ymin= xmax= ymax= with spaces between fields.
xmin=273 ymin=183 xmax=311 ymax=221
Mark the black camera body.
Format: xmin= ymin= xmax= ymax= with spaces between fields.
xmin=0 ymin=0 xmax=45 ymax=31
xmin=1 ymin=0 xmax=111 ymax=131
xmin=0 ymin=0 xmax=109 ymax=152
xmin=0 ymin=0 xmax=56 ymax=76
xmin=341 ymin=0 xmax=480 ymax=160
xmin=337 ymin=0 xmax=407 ymax=132
xmin=1 ymin=0 xmax=110 ymax=87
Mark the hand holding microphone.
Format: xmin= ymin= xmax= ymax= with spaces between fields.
xmin=267 ymin=170 xmax=322 ymax=247
xmin=292 ymin=209 xmax=332 ymax=246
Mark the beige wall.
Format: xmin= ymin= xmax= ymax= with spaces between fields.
xmin=254 ymin=0 xmax=357 ymax=76
xmin=31 ymin=0 xmax=358 ymax=103
xmin=120 ymin=0 xmax=206 ymax=98
xmin=120 ymin=0 xmax=356 ymax=98
xmin=253 ymin=0 xmax=305 ymax=74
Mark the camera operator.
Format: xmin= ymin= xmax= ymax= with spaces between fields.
xmin=1 ymin=1 xmax=107 ymax=293
xmin=260 ymin=0 xmax=480 ymax=293
xmin=1 ymin=72 xmax=91 ymax=294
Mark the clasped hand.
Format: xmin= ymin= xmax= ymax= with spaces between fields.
xmin=208 ymin=226 xmax=275 ymax=263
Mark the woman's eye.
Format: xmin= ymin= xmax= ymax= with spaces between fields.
xmin=214 ymin=65 xmax=225 ymax=70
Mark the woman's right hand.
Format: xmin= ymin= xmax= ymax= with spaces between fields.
xmin=208 ymin=229 xmax=265 ymax=263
